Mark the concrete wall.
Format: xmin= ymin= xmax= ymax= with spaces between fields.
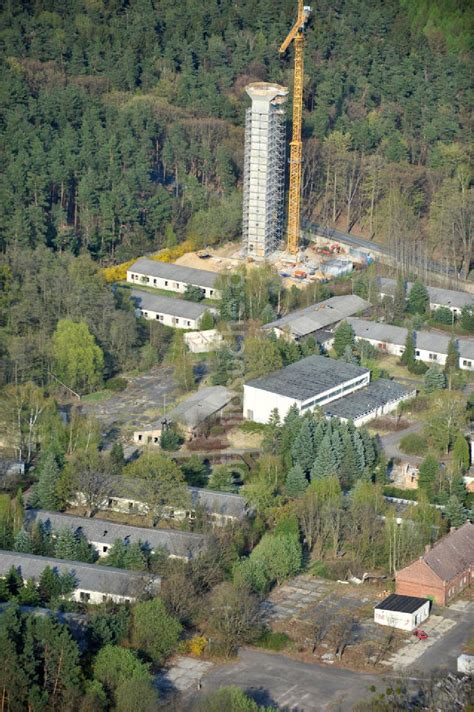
xmin=127 ymin=271 xmax=220 ymax=299
xmin=72 ymin=493 xmax=238 ymax=527
xmin=73 ymin=588 xmax=135 ymax=604
xmin=133 ymin=427 xmax=162 ymax=445
xmin=374 ymin=601 xmax=430 ymax=631
xmin=136 ymin=305 xmax=202 ymax=329
xmin=350 ymin=389 xmax=416 ymax=427
xmin=354 ymin=335 xmax=403 ymax=358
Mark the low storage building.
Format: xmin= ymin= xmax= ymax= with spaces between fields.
xmin=374 ymin=594 xmax=430 ymax=631
xmin=347 ymin=317 xmax=474 ymax=371
xmin=264 ymin=294 xmax=370 ymax=341
xmin=127 ymin=257 xmax=220 ymax=299
xmin=396 ymin=522 xmax=474 ymax=605
xmin=378 ymin=278 xmax=473 ymax=317
xmin=25 ymin=510 xmax=206 ymax=561
xmin=169 ymin=385 xmax=234 ymax=439
xmin=71 ymin=478 xmax=248 ymax=527
xmin=0 ymin=550 xmax=159 ymax=604
xmin=323 ymin=378 xmax=416 ymax=427
xmin=131 ymin=289 xmax=216 ymax=330
xmin=243 ymin=354 xmax=412 ymax=425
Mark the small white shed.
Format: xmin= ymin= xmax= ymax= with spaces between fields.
xmin=374 ymin=594 xmax=430 ymax=631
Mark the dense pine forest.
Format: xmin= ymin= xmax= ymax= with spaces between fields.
xmin=0 ymin=0 xmax=472 ymax=263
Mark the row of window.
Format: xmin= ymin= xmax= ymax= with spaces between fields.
xmin=129 ymin=273 xmax=214 ymax=296
xmin=139 ymin=310 xmax=192 ymax=327
xmin=376 ymin=341 xmax=472 ymax=369
xmin=79 ymin=591 xmax=131 ymax=603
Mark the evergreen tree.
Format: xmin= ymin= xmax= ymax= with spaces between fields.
xmin=312 ymin=419 xmax=327 ymax=452
xmin=211 ymin=346 xmax=238 ymax=386
xmin=262 ymin=408 xmax=282 ymax=455
xmin=331 ymin=429 xmax=344 ymax=467
xmin=351 ymin=429 xmax=366 ymax=475
xmin=291 ymin=419 xmax=315 ymax=473
xmin=341 ymin=344 xmax=358 ymax=364
xmin=444 ymin=495 xmax=466 ymax=527
xmin=35 ymin=451 xmax=61 ymax=511
xmin=310 ymin=435 xmax=337 ymax=479
xmin=199 ymin=310 xmax=215 ymax=330
xmin=285 ymin=464 xmax=308 ymax=498
xmin=393 ymin=273 xmax=406 ymax=321
xmin=444 ymin=337 xmax=460 ymax=389
xmin=109 ymin=443 xmax=125 ymax=474
xmin=5 ymin=565 xmax=23 ymax=597
xmin=407 ymin=280 xmax=429 ymax=315
xmin=333 ymin=321 xmax=355 ymax=357
xmin=55 ymin=528 xmax=80 ymax=561
xmin=360 ymin=427 xmax=377 ymax=469
xmin=339 ymin=430 xmax=359 ymax=488
xmin=418 ymin=455 xmax=439 ymax=501
xmin=260 ymin=304 xmax=276 ymax=324
xmin=14 ymin=529 xmax=33 ymax=554
xmin=17 ymin=579 xmax=41 ymax=606
xmin=400 ymin=330 xmax=416 ymax=371
xmin=424 ymin=365 xmax=446 ymax=392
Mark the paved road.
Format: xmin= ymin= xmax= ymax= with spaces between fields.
xmin=380 ymin=421 xmax=423 ymax=462
xmin=196 ymin=648 xmax=379 ymax=711
xmin=414 ymin=602 xmax=474 ymax=674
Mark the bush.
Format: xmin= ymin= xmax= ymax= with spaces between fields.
xmin=383 ymin=486 xmax=418 ymax=501
xmin=432 ymin=306 xmax=454 ymax=325
xmin=254 ymin=630 xmax=290 ymax=651
xmin=105 ymin=377 xmax=128 ymax=392
xmin=409 ymin=361 xmax=428 ymax=375
xmin=399 ymin=433 xmax=427 ymax=455
xmin=239 ymin=421 xmax=267 ymax=434
xmin=186 ymin=636 xmax=208 ymax=657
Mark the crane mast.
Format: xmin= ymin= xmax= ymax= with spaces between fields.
xmin=280 ymin=1 xmax=311 ymax=255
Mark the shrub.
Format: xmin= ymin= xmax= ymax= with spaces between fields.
xmin=209 ymin=424 xmax=225 ymax=436
xmin=432 ymin=306 xmax=454 ymax=325
xmin=399 ymin=433 xmax=427 ymax=455
xmin=383 ymin=486 xmax=418 ymax=501
xmin=105 ymin=377 xmax=128 ymax=392
xmin=254 ymin=630 xmax=290 ymax=651
xmin=186 ymin=636 xmax=208 ymax=657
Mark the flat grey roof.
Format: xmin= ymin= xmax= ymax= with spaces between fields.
xmin=347 ymin=317 xmax=407 ymax=346
xmin=323 ymin=378 xmax=414 ymax=421
xmin=348 ymin=318 xmax=474 ymax=361
xmin=131 ymin=289 xmax=211 ymax=320
xmin=245 ymin=355 xmax=369 ymax=402
xmin=25 ymin=510 xmax=206 ymax=560
xmin=128 ymin=257 xmax=218 ymax=289
xmin=170 ymin=386 xmax=233 ymax=428
xmin=0 ymin=550 xmax=158 ymax=598
xmin=107 ymin=478 xmax=247 ymax=519
xmin=264 ymin=295 xmax=370 ymax=338
xmin=375 ymin=593 xmax=428 ymax=614
xmin=378 ymin=278 xmax=473 ymax=310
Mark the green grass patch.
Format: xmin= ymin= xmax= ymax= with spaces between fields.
xmin=239 ymin=420 xmax=267 ymax=434
xmin=399 ymin=432 xmax=427 ymax=455
xmin=254 ymin=630 xmax=291 ymax=651
xmin=81 ymin=390 xmax=114 ymax=403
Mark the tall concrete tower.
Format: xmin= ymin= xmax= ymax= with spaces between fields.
xmin=242 ymin=82 xmax=289 ymax=260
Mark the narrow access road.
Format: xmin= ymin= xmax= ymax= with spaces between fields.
xmin=193 ymin=648 xmax=380 ymax=711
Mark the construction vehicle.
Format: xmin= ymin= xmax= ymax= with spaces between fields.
xmin=279 ymin=1 xmax=311 ymax=255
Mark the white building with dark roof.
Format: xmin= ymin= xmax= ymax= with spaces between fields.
xmin=127 ymin=257 xmax=220 ymax=299
xmin=131 ymin=289 xmax=216 ymax=330
xmin=264 ymin=294 xmax=370 ymax=341
xmin=243 ymin=354 xmax=414 ymax=426
xmin=25 ymin=510 xmax=207 ymax=561
xmin=378 ymin=278 xmax=473 ymax=316
xmin=0 ymin=550 xmax=159 ymax=604
xmin=71 ymin=479 xmax=248 ymax=527
xmin=374 ymin=594 xmax=430 ymax=631
xmin=347 ymin=318 xmax=474 ymax=371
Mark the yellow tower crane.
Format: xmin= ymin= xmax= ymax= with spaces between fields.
xmin=280 ymin=1 xmax=311 ymax=255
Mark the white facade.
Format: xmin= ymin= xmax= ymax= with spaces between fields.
xmin=137 ymin=304 xmax=210 ymax=330
xmin=243 ymin=371 xmax=370 ymax=424
xmin=242 ymin=82 xmax=288 ymax=260
xmin=347 ymin=389 xmax=416 ymax=427
xmin=374 ymin=601 xmax=430 ymax=631
xmin=126 ymin=258 xmax=220 ymax=300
